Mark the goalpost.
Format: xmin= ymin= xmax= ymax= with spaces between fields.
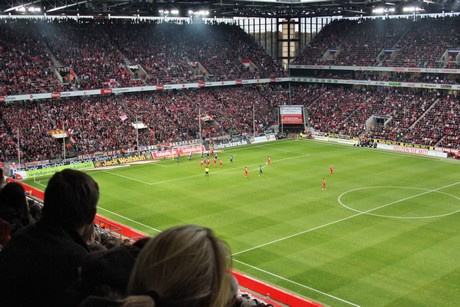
xmin=171 ymin=144 xmax=203 ymax=161
xmin=171 ymin=146 xmax=180 ymax=161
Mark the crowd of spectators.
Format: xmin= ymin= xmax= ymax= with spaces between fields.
xmin=400 ymin=95 xmax=460 ymax=148
xmin=3 ymin=16 xmax=459 ymax=97
xmin=0 ymin=119 xmax=16 ymax=162
xmin=38 ymin=20 xmax=131 ymax=90
xmin=390 ymin=17 xmax=460 ymax=68
xmin=0 ymin=16 xmax=459 ymax=163
xmin=334 ymin=18 xmax=410 ymax=67
xmin=0 ymin=85 xmax=280 ymax=162
xmin=294 ymin=16 xmax=460 ymax=68
xmin=288 ymin=84 xmax=458 ymax=150
xmin=293 ymin=19 xmax=354 ymax=65
xmin=288 ymin=85 xmax=382 ymax=136
xmin=366 ymin=91 xmax=438 ymax=142
xmin=0 ymin=19 xmax=284 ymax=96
xmin=0 ymin=21 xmax=72 ymax=95
xmin=0 ymin=83 xmax=458 ymax=163
xmin=109 ymin=21 xmax=285 ymax=84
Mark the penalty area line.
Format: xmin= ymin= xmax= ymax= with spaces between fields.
xmin=233 ymin=259 xmax=361 ymax=307
xmin=99 ymin=152 xmax=312 ymax=185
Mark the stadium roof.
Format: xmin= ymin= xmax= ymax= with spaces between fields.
xmin=1 ymin=0 xmax=459 ymax=18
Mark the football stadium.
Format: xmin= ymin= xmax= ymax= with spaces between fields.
xmin=0 ymin=1 xmax=459 ymax=306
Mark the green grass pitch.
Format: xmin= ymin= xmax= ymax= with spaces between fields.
xmin=25 ymin=139 xmax=460 ymax=307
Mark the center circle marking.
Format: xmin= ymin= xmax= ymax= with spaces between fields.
xmin=338 ymin=186 xmax=460 ymax=219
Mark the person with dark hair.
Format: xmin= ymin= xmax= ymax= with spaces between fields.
xmin=228 ymin=275 xmax=240 ymax=307
xmin=0 ymin=218 xmax=13 ymax=252
xmin=68 ymin=245 xmax=141 ymax=304
xmin=28 ymin=201 xmax=43 ymax=222
xmin=132 ymin=236 xmax=151 ymax=249
xmin=0 ymin=168 xmax=6 ymax=191
xmin=0 ymin=182 xmax=31 ymax=234
xmin=0 ymin=169 xmax=99 ymax=307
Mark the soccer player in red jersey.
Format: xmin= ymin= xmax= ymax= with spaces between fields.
xmin=322 ymin=178 xmax=327 ymax=190
xmin=330 ymin=165 xmax=334 ymax=176
xmin=219 ymin=160 xmax=223 ymax=167
xmin=267 ymin=156 xmax=271 ymax=166
xmin=200 ymin=159 xmax=204 ymax=168
xmin=244 ymin=167 xmax=248 ymax=176
xmin=213 ymin=157 xmax=217 ymax=166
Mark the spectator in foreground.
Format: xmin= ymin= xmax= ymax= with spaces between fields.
xmin=127 ymin=224 xmax=233 ymax=307
xmin=0 ymin=169 xmax=99 ymax=307
xmin=0 ymin=218 xmax=13 ymax=251
xmin=0 ymin=182 xmax=31 ymax=234
xmin=0 ymin=168 xmax=6 ymax=191
xmin=69 ymin=245 xmax=142 ymax=305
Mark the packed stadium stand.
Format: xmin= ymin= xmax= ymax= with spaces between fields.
xmin=0 ymin=15 xmax=459 ymax=163
xmin=293 ymin=16 xmax=460 ymax=68
xmin=0 ymin=86 xmax=280 ymax=162
xmin=0 ymin=19 xmax=285 ymax=95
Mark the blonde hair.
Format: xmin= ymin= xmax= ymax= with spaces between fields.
xmin=127 ymin=225 xmax=232 ymax=307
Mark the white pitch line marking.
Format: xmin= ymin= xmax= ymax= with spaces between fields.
xmin=101 ymin=170 xmax=153 ymax=185
xmin=339 ymin=185 xmax=460 ymax=219
xmin=233 ymin=259 xmax=361 ymax=307
xmin=97 ymin=207 xmax=162 ymax=233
